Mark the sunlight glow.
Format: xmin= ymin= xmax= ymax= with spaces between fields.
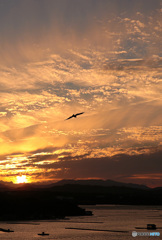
xmin=16 ymin=175 xmax=27 ymax=184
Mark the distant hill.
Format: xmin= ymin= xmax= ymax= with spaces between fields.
xmin=0 ymin=179 xmax=162 ymax=205
xmin=0 ymin=179 xmax=149 ymax=191
xmin=0 ymin=183 xmax=10 ymax=191
xmin=50 ymin=179 xmax=149 ymax=190
xmin=0 ymin=181 xmax=15 ymax=191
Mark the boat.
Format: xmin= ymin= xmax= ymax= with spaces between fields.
xmin=135 ymin=224 xmax=162 ymax=230
xmin=38 ymin=232 xmax=49 ymax=236
xmin=147 ymin=224 xmax=156 ymax=230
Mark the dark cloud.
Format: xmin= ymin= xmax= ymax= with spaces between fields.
xmin=24 ymin=148 xmax=162 ymax=182
xmin=51 ymin=150 xmax=162 ymax=185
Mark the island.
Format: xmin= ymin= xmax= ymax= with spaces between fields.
xmin=0 ymin=189 xmax=92 ymax=221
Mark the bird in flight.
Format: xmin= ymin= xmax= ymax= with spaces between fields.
xmin=65 ymin=112 xmax=84 ymax=120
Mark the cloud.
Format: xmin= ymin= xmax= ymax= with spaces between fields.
xmin=0 ymin=0 xmax=161 ymax=66
xmin=29 ymin=148 xmax=162 ymax=187
xmin=0 ymin=0 xmax=161 ymax=186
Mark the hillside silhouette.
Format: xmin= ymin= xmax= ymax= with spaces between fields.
xmin=0 ymin=179 xmax=161 ymax=221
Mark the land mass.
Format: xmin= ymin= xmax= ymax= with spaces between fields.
xmin=0 ymin=179 xmax=161 ymax=221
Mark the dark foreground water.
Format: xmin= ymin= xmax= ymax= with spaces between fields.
xmin=0 ymin=205 xmax=161 ymax=239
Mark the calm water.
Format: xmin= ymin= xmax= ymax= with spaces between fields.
xmin=0 ymin=205 xmax=162 ymax=239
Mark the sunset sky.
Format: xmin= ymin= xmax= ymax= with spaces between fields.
xmin=0 ymin=0 xmax=161 ymax=187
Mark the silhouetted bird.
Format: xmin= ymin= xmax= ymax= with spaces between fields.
xmin=65 ymin=112 xmax=84 ymax=120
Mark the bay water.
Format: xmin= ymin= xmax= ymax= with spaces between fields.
xmin=0 ymin=205 xmax=161 ymax=239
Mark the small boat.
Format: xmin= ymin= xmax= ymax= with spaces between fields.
xmin=147 ymin=224 xmax=156 ymax=230
xmin=38 ymin=232 xmax=49 ymax=236
xmin=135 ymin=224 xmax=162 ymax=230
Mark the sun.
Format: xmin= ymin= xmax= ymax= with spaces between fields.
xmin=16 ymin=175 xmax=27 ymax=184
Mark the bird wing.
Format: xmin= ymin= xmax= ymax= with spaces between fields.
xmin=76 ymin=112 xmax=84 ymax=116
xmin=65 ymin=115 xmax=74 ymax=120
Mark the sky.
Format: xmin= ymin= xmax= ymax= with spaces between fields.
xmin=0 ymin=0 xmax=161 ymax=187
